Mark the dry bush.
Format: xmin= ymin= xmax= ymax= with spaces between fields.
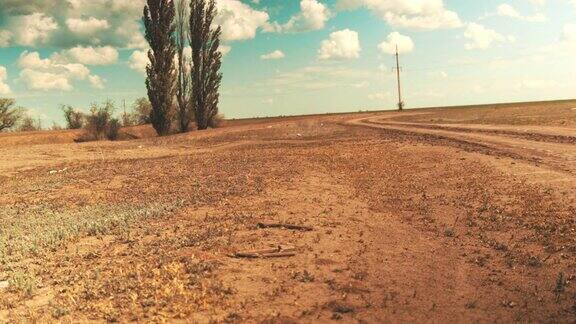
xmin=78 ymin=101 xmax=121 ymax=141
xmin=17 ymin=115 xmax=42 ymax=132
xmin=0 ymin=98 xmax=23 ymax=131
xmin=61 ymin=105 xmax=85 ymax=129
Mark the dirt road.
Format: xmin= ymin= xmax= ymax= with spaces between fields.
xmin=1 ymin=101 xmax=575 ymax=322
xmin=348 ymin=112 xmax=576 ymax=187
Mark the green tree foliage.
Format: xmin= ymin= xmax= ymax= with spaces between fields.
xmin=189 ymin=0 xmax=222 ymax=130
xmin=143 ymin=0 xmax=177 ymax=136
xmin=176 ymin=0 xmax=194 ymax=133
xmin=61 ymin=105 xmax=85 ymax=129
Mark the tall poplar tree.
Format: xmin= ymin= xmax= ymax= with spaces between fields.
xmin=189 ymin=0 xmax=222 ymax=130
xmin=143 ymin=0 xmax=177 ymax=136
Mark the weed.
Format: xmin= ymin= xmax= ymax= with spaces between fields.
xmin=8 ymin=270 xmax=38 ymax=296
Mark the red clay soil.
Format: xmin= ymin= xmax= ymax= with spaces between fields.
xmin=0 ymin=100 xmax=575 ymax=322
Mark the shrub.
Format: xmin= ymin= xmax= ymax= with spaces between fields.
xmin=61 ymin=105 xmax=85 ymax=129
xmin=0 ymin=98 xmax=23 ymax=131
xmin=107 ymin=118 xmax=121 ymax=140
xmin=17 ymin=115 xmax=42 ymax=132
xmin=132 ymin=97 xmax=152 ymax=125
xmin=80 ymin=101 xmax=121 ymax=141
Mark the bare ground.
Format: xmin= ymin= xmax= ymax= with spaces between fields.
xmin=0 ymin=100 xmax=575 ymax=322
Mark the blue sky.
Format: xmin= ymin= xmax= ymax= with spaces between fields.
xmin=0 ymin=0 xmax=575 ymax=126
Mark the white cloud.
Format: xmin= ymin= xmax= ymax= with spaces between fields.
xmin=219 ymin=45 xmax=232 ymax=56
xmin=336 ymin=0 xmax=461 ymax=30
xmin=129 ymin=50 xmax=149 ymax=74
xmin=0 ymin=1 xmax=146 ymax=48
xmin=17 ymin=51 xmax=103 ymax=91
xmin=464 ymin=23 xmax=513 ymax=50
xmin=261 ymin=50 xmax=285 ymax=60
xmin=66 ymin=17 xmax=110 ymax=35
xmin=88 ymin=75 xmax=105 ymax=89
xmin=0 ymin=66 xmax=11 ymax=95
xmin=318 ymin=29 xmax=361 ymax=60
xmin=5 ymin=13 xmax=59 ymax=47
xmin=53 ymin=46 xmax=119 ymax=65
xmin=495 ymin=3 xmax=546 ymax=22
xmin=215 ymin=0 xmax=270 ymax=42
xmin=265 ymin=0 xmax=331 ymax=33
xmin=378 ymin=32 xmax=414 ymax=54
xmin=19 ymin=69 xmax=74 ymax=91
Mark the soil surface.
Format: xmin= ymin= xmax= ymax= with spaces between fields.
xmin=1 ymin=100 xmax=575 ymax=322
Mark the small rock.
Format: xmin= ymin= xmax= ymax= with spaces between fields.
xmin=49 ymin=170 xmax=58 ymax=175
xmin=0 ymin=281 xmax=9 ymax=289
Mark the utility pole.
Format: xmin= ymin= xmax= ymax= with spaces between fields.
xmin=394 ymin=45 xmax=403 ymax=111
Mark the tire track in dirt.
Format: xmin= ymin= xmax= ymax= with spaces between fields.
xmin=345 ymin=117 xmax=576 ymax=181
xmin=371 ymin=121 xmax=576 ymax=144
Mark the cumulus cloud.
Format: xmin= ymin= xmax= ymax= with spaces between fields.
xmin=336 ymin=0 xmax=461 ymax=30
xmin=215 ymin=0 xmax=270 ymax=42
xmin=66 ymin=17 xmax=110 ymax=35
xmin=88 ymin=75 xmax=105 ymax=89
xmin=53 ymin=46 xmax=119 ymax=65
xmin=0 ymin=66 xmax=11 ymax=95
xmin=265 ymin=0 xmax=331 ymax=33
xmin=129 ymin=50 xmax=149 ymax=74
xmin=494 ymin=3 xmax=546 ymax=22
xmin=3 ymin=13 xmax=59 ymax=47
xmin=464 ymin=23 xmax=514 ymax=50
xmin=261 ymin=50 xmax=285 ymax=60
xmin=0 ymin=0 xmax=146 ymax=48
xmin=17 ymin=51 xmax=104 ymax=91
xmin=378 ymin=32 xmax=414 ymax=54
xmin=318 ymin=29 xmax=361 ymax=60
